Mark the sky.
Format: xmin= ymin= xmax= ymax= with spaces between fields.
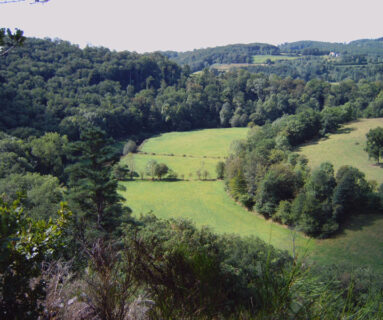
xmin=0 ymin=0 xmax=382 ymax=53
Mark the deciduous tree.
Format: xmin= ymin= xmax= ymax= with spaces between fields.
xmin=365 ymin=126 xmax=383 ymax=163
xmin=0 ymin=197 xmax=70 ymax=319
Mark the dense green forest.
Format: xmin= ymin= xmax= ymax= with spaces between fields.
xmin=245 ymin=55 xmax=383 ymax=82
xmin=279 ymin=38 xmax=383 ymax=55
xmin=2 ymin=37 xmax=383 ymax=141
xmin=1 ymin=35 xmax=383 ymax=319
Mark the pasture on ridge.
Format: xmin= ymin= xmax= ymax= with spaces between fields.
xmin=252 ymin=54 xmax=298 ymax=64
xmin=297 ymin=118 xmax=383 ymax=184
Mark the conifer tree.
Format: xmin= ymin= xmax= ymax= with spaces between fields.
xmin=66 ymin=127 xmax=131 ymax=242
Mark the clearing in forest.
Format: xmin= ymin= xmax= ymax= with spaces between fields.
xmin=121 ymin=180 xmax=313 ymax=255
xmin=252 ymin=54 xmax=298 ymax=64
xmin=120 ymin=124 xmax=383 ymax=271
xmin=139 ymin=127 xmax=248 ymax=157
xmin=297 ymin=118 xmax=383 ymax=184
xmin=122 ymin=153 xmax=219 ymax=179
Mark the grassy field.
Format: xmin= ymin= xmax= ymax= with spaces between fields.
xmin=121 ymin=153 xmax=219 ymax=179
xmin=121 ymin=180 xmax=312 ymax=255
xmin=140 ymin=128 xmax=248 ymax=157
xmin=297 ymin=118 xmax=383 ymax=184
xmin=252 ymin=54 xmax=298 ymax=64
xmin=121 ymin=180 xmax=383 ymax=271
xmin=211 ymin=63 xmax=254 ymax=71
xmin=313 ymin=214 xmax=383 ymax=269
xmin=120 ymin=123 xmax=383 ymax=271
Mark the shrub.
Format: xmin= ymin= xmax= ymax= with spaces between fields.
xmin=123 ymin=140 xmax=137 ymax=155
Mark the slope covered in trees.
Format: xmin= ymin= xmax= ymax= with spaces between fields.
xmin=1 ymin=36 xmax=383 ymax=142
xmin=225 ymin=116 xmax=383 ymax=238
xmin=162 ymin=37 xmax=383 ymax=81
xmin=279 ymin=38 xmax=383 ymax=55
xmin=1 ymin=35 xmax=383 ymax=318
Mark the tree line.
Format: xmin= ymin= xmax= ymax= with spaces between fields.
xmin=224 ymin=110 xmax=383 ymax=238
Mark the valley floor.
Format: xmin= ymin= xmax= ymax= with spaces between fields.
xmin=120 ymin=124 xmax=383 ymax=272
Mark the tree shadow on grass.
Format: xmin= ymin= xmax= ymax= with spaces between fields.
xmin=371 ymin=162 xmax=383 ymax=168
xmin=334 ymin=212 xmax=383 ymax=237
xmin=333 ymin=127 xmax=355 ymax=135
xmin=294 ymin=127 xmax=356 ymax=152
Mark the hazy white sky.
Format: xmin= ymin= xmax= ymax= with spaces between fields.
xmin=0 ymin=0 xmax=382 ymax=53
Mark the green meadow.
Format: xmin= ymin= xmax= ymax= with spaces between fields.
xmin=121 ymin=180 xmax=312 ymax=254
xmin=252 ymin=54 xmax=298 ymax=64
xmin=297 ymin=118 xmax=383 ymax=184
xmin=120 ymin=123 xmax=383 ymax=271
xmin=121 ymin=153 xmax=219 ymax=179
xmin=140 ymin=127 xmax=248 ymax=157
xmin=121 ymin=180 xmax=383 ymax=271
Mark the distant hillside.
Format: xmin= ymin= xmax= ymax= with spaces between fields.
xmin=162 ymin=43 xmax=280 ymax=72
xmin=279 ymin=38 xmax=383 ymax=55
xmin=162 ymin=38 xmax=383 ymax=80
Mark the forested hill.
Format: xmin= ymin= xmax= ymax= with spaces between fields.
xmin=1 ymin=36 xmax=383 ymax=144
xmin=161 ymin=42 xmax=280 ymax=71
xmin=279 ymin=38 xmax=383 ymax=55
xmin=0 ymin=37 xmax=185 ymax=139
xmin=162 ymin=37 xmax=383 ymax=81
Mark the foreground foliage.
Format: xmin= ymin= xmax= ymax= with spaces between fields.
xmin=0 ymin=197 xmax=70 ymax=319
xmin=35 ymin=216 xmax=383 ymax=319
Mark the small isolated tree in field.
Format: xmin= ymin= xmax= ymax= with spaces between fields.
xmin=146 ymin=160 xmax=158 ymax=180
xmin=216 ymin=161 xmax=225 ymax=179
xmin=154 ymin=163 xmax=169 ymax=180
xmin=123 ymin=140 xmax=137 ymax=155
xmin=202 ymin=170 xmax=209 ymax=180
xmin=196 ymin=169 xmax=202 ymax=180
xmin=125 ymin=153 xmax=136 ymax=180
xmin=365 ymin=127 xmax=383 ymax=163
xmin=112 ymin=163 xmax=130 ymax=181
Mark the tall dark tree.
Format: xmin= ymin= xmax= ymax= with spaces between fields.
xmin=66 ymin=127 xmax=131 ymax=242
xmin=332 ymin=166 xmax=372 ymax=222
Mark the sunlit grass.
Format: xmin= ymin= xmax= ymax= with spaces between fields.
xmin=140 ymin=128 xmax=248 ymax=157
xmin=252 ymin=54 xmax=298 ymax=64
xmin=312 ymin=214 xmax=383 ymax=270
xmin=121 ymin=180 xmax=383 ymax=271
xmin=121 ymin=153 xmax=220 ymax=179
xmin=121 ymin=180 xmax=312 ymax=254
xmin=119 ymin=124 xmax=383 ymax=272
xmin=297 ymin=118 xmax=383 ymax=184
